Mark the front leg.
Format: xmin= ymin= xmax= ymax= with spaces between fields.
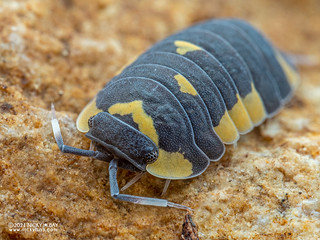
xmin=51 ymin=103 xmax=112 ymax=162
xmin=109 ymin=159 xmax=191 ymax=210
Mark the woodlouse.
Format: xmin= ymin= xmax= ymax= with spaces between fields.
xmin=52 ymin=18 xmax=299 ymax=209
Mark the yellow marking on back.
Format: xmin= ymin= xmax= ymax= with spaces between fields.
xmin=174 ymin=40 xmax=201 ymax=55
xmin=76 ymin=97 xmax=103 ymax=133
xmin=242 ymin=83 xmax=266 ymax=126
xmin=228 ymin=94 xmax=253 ymax=134
xmin=174 ymin=74 xmax=197 ymax=96
xmin=214 ymin=112 xmax=239 ymax=144
xmin=146 ymin=149 xmax=193 ymax=179
xmin=108 ymin=100 xmax=194 ymax=179
xmin=108 ymin=100 xmax=159 ymax=145
xmin=276 ymin=52 xmax=300 ymax=89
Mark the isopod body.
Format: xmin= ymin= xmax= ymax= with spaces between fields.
xmin=52 ymin=18 xmax=300 ymax=208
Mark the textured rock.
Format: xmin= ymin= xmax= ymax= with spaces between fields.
xmin=1 ymin=0 xmax=320 ymax=239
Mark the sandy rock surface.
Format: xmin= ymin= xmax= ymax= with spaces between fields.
xmin=1 ymin=0 xmax=320 ymax=239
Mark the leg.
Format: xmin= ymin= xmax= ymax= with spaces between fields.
xmin=161 ymin=179 xmax=171 ymax=196
xmin=109 ymin=159 xmax=192 ymax=210
xmin=121 ymin=172 xmax=145 ymax=191
xmin=283 ymin=52 xmax=318 ymax=67
xmin=233 ymin=142 xmax=237 ymax=149
xmin=51 ymin=104 xmax=112 ymax=162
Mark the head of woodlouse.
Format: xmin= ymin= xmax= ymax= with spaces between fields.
xmin=86 ymin=112 xmax=158 ymax=171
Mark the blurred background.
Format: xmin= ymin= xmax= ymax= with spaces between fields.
xmin=1 ymin=0 xmax=319 ymax=239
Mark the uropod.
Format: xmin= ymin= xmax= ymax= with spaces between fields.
xmin=51 ymin=18 xmax=299 ymax=209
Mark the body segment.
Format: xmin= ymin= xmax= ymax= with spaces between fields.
xmin=112 ymin=63 xmax=225 ymax=161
